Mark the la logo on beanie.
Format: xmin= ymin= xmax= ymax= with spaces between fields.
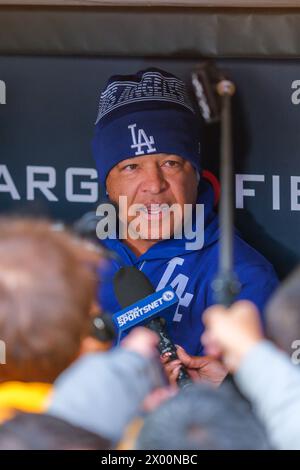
xmin=128 ymin=123 xmax=157 ymax=156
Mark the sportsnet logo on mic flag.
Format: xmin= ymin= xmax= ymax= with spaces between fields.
xmin=113 ymin=287 xmax=178 ymax=333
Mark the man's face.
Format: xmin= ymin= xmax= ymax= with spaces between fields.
xmin=106 ymin=153 xmax=199 ymax=242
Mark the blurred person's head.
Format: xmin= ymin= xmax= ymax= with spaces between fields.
xmin=266 ymin=265 xmax=300 ymax=353
xmin=0 ymin=412 xmax=110 ymax=450
xmin=136 ymin=382 xmax=271 ymax=450
xmin=0 ymin=217 xmax=101 ymax=383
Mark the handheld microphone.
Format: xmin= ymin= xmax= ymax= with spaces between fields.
xmin=113 ymin=266 xmax=192 ymax=389
xmin=191 ymin=60 xmax=236 ymax=125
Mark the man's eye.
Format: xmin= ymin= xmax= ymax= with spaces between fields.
xmin=163 ymin=160 xmax=181 ymax=168
xmin=122 ymin=164 xmax=138 ymax=171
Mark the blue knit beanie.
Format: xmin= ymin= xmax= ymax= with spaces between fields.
xmin=92 ymin=68 xmax=201 ymax=188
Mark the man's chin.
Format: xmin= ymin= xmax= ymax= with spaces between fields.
xmin=129 ymin=227 xmax=175 ymax=242
xmin=125 ymin=213 xmax=185 ymax=241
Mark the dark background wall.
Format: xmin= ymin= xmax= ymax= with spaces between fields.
xmin=1 ymin=6 xmax=300 ymax=279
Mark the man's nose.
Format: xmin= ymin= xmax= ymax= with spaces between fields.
xmin=141 ymin=167 xmax=167 ymax=194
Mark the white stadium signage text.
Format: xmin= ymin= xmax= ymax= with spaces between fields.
xmin=0 ymin=165 xmax=99 ymax=203
xmin=1 ymin=165 xmax=300 ymax=210
xmin=0 ymin=80 xmax=6 ymax=105
xmin=291 ymin=80 xmax=300 ymax=105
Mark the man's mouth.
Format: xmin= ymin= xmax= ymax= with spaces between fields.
xmin=139 ymin=203 xmax=170 ymax=219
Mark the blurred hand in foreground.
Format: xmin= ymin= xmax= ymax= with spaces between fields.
xmin=201 ymin=300 xmax=264 ymax=373
xmin=121 ymin=327 xmax=159 ymax=360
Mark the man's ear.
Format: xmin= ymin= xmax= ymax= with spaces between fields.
xmin=101 ymin=184 xmax=119 ymax=213
xmin=78 ymin=304 xmax=115 ymax=357
xmin=79 ymin=336 xmax=112 ymax=357
xmin=90 ymin=301 xmax=101 ymax=318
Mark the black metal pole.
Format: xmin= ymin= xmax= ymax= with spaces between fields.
xmin=212 ymin=80 xmax=240 ymax=307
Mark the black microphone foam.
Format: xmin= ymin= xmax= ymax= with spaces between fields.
xmin=113 ymin=266 xmax=154 ymax=308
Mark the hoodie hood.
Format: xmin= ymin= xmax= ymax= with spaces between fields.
xmin=100 ymin=178 xmax=219 ymax=265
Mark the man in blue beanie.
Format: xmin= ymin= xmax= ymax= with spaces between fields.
xmin=92 ymin=67 xmax=278 ymax=371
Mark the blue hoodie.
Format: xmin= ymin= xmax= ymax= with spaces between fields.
xmin=98 ymin=180 xmax=278 ymax=356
